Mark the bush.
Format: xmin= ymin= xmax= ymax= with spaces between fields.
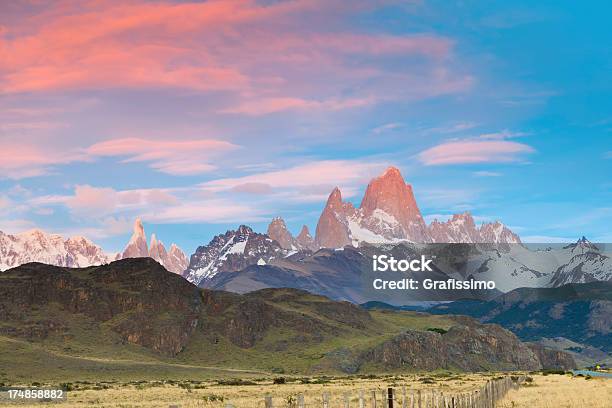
xmin=202 ymin=394 xmax=225 ymax=402
xmin=427 ymin=327 xmax=448 ymax=335
xmin=60 ymin=383 xmax=74 ymax=391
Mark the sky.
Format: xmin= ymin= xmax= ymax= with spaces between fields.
xmin=0 ymin=0 xmax=610 ymax=255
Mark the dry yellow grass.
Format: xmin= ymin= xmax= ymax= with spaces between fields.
xmin=498 ymin=374 xmax=612 ymax=408
xmin=3 ymin=374 xmax=490 ymax=407
xmin=4 ymin=374 xmax=610 ymax=407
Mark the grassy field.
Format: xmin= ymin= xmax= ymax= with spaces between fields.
xmin=499 ymin=374 xmax=612 ymax=408
xmin=2 ymin=373 xmax=609 ymax=407
xmin=0 ymin=372 xmax=495 ymax=407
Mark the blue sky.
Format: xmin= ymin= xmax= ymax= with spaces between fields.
xmin=0 ymin=0 xmax=610 ymax=254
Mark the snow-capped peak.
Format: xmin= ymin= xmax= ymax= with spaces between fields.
xmin=0 ymin=228 xmax=110 ymax=271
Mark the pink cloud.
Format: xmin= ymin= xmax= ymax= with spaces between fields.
xmin=0 ymin=0 xmax=468 ymax=109
xmin=69 ymin=185 xmax=118 ymax=214
xmin=0 ymin=137 xmax=238 ymax=179
xmin=0 ymin=143 xmax=85 ymax=179
xmin=202 ymin=160 xmax=386 ymax=197
xmin=33 ymin=185 xmax=181 ymax=217
xmin=86 ymin=137 xmax=239 ymax=175
xmin=230 ymin=183 xmax=274 ymax=195
xmin=144 ymin=201 xmax=265 ymax=224
xmin=418 ymin=140 xmax=535 ymax=165
xmin=222 ymin=96 xmax=375 ymax=115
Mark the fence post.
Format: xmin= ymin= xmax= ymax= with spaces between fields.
xmin=417 ymin=390 xmax=422 ymax=408
xmin=298 ymin=394 xmax=305 ymax=408
xmin=323 ymin=392 xmax=330 ymax=408
xmin=388 ymin=388 xmax=394 ymax=408
xmin=359 ymin=390 xmax=365 ymax=408
xmin=344 ymin=392 xmax=350 ymax=408
xmin=372 ymin=390 xmax=377 ymax=408
xmin=402 ymin=386 xmax=407 ymax=408
xmin=265 ymin=395 xmax=273 ymax=408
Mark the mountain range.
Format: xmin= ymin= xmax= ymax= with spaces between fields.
xmin=0 ymin=229 xmax=109 ymax=271
xmin=274 ymin=166 xmax=521 ymax=248
xmin=0 ymin=258 xmax=576 ymax=382
xmin=0 ymin=219 xmax=188 ymax=275
xmin=198 ymin=238 xmax=612 ymax=301
xmin=1 ymin=167 xmax=609 ymax=300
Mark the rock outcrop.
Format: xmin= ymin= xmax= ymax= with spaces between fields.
xmin=527 ymin=343 xmax=577 ymax=370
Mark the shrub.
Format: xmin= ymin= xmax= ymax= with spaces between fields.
xmin=273 ymin=377 xmax=286 ymax=385
xmin=202 ymin=394 xmax=225 ymax=402
xmin=427 ymin=327 xmax=448 ymax=335
xmin=60 ymin=383 xmax=74 ymax=391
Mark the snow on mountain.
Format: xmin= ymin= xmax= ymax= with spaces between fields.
xmin=548 ymin=238 xmax=612 ymax=286
xmin=117 ymin=219 xmax=188 ymax=274
xmin=183 ymin=225 xmax=286 ymax=285
xmin=0 ymin=229 xmax=109 ymax=271
xmin=448 ymin=237 xmax=612 ymax=292
xmin=313 ymin=166 xmax=521 ymax=248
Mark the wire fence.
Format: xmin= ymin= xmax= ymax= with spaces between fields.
xmin=248 ymin=375 xmax=525 ymax=408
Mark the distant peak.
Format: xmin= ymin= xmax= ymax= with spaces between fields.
xmin=269 ymin=217 xmax=287 ymax=226
xmin=380 ymin=166 xmax=402 ymax=178
xmin=133 ymin=218 xmax=145 ymax=237
xmin=452 ymin=212 xmax=473 ymax=220
xmin=326 ymin=187 xmax=343 ymax=205
xmin=237 ymin=225 xmax=254 ymax=235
